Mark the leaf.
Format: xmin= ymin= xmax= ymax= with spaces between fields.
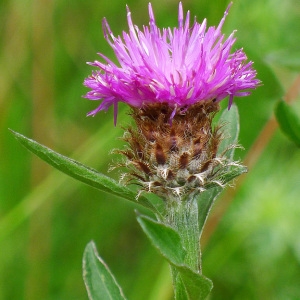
xmin=173 ymin=267 xmax=212 ymax=300
xmin=220 ymin=165 xmax=247 ymax=184
xmin=137 ymin=215 xmax=213 ymax=300
xmin=205 ymin=165 xmax=248 ymax=191
xmin=137 ymin=214 xmax=213 ymax=299
xmin=174 ymin=274 xmax=189 ymax=300
xmin=197 ymin=165 xmax=247 ymax=233
xmin=197 ymin=104 xmax=243 ymax=235
xmin=176 ymin=266 xmax=213 ymax=300
xmin=83 ymin=241 xmax=126 ymax=300
xmin=275 ymin=100 xmax=300 ymax=147
xmin=197 ymin=187 xmax=222 ymax=234
xmin=10 ymin=130 xmax=156 ymax=212
xmin=217 ymin=103 xmax=240 ymax=160
xmin=136 ymin=214 xmax=186 ymax=266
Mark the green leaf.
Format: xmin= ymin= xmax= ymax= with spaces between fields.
xmin=174 ymin=274 xmax=189 ymax=300
xmin=137 ymin=214 xmax=213 ymax=299
xmin=197 ymin=102 xmax=244 ymax=235
xmin=204 ymin=165 xmax=248 ymax=191
xmin=10 ymin=130 xmax=156 ymax=212
xmin=83 ymin=241 xmax=126 ymax=300
xmin=196 ymin=165 xmax=246 ymax=231
xmin=197 ymin=187 xmax=222 ymax=234
xmin=217 ymin=103 xmax=240 ymax=160
xmin=220 ymin=165 xmax=247 ymax=184
xmin=176 ymin=266 xmax=213 ymax=300
xmin=275 ymin=100 xmax=300 ymax=147
xmin=197 ymin=165 xmax=247 ymax=234
xmin=136 ymin=214 xmax=186 ymax=266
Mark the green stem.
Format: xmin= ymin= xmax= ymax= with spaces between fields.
xmin=168 ymin=196 xmax=201 ymax=272
xmin=168 ymin=198 xmax=199 ymax=294
xmin=167 ymin=196 xmax=202 ymax=299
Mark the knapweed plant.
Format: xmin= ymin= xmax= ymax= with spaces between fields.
xmin=12 ymin=2 xmax=260 ymax=299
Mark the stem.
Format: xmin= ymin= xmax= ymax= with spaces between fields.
xmin=167 ymin=196 xmax=201 ymax=273
xmin=167 ymin=196 xmax=203 ymax=299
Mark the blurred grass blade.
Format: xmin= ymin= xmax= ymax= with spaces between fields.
xmin=217 ymin=103 xmax=240 ymax=160
xmin=10 ymin=130 xmax=156 ymax=211
xmin=83 ymin=241 xmax=127 ymax=300
xmin=275 ymin=100 xmax=300 ymax=147
xmin=137 ymin=214 xmax=186 ymax=266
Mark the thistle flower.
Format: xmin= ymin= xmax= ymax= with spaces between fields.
xmin=84 ymin=2 xmax=259 ymax=121
xmin=84 ymin=2 xmax=260 ymax=202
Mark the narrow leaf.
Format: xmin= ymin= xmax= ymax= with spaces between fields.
xmin=205 ymin=165 xmax=248 ymax=192
xmin=137 ymin=214 xmax=186 ymax=266
xmin=217 ymin=103 xmax=240 ymax=160
xmin=197 ymin=187 xmax=222 ymax=234
xmin=197 ymin=164 xmax=246 ymax=234
xmin=219 ymin=165 xmax=247 ymax=184
xmin=275 ymin=100 xmax=300 ymax=147
xmin=83 ymin=241 xmax=126 ymax=300
xmin=10 ymin=130 xmax=156 ymax=211
xmin=197 ymin=105 xmax=242 ymax=233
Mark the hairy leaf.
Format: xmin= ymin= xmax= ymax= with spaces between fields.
xmin=10 ymin=130 xmax=156 ymax=211
xmin=197 ymin=187 xmax=222 ymax=235
xmin=137 ymin=214 xmax=213 ymax=299
xmin=137 ymin=214 xmax=186 ymax=266
xmin=83 ymin=241 xmax=126 ymax=300
xmin=176 ymin=266 xmax=213 ymax=300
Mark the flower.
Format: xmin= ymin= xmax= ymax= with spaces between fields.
xmin=84 ymin=2 xmax=259 ymax=201
xmin=84 ymin=2 xmax=259 ymax=124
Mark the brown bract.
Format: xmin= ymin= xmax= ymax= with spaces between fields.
xmin=116 ymin=101 xmax=228 ymax=201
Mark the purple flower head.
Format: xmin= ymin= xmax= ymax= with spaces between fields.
xmin=84 ymin=2 xmax=260 ymax=124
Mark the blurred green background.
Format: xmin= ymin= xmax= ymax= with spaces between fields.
xmin=1 ymin=0 xmax=300 ymax=299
